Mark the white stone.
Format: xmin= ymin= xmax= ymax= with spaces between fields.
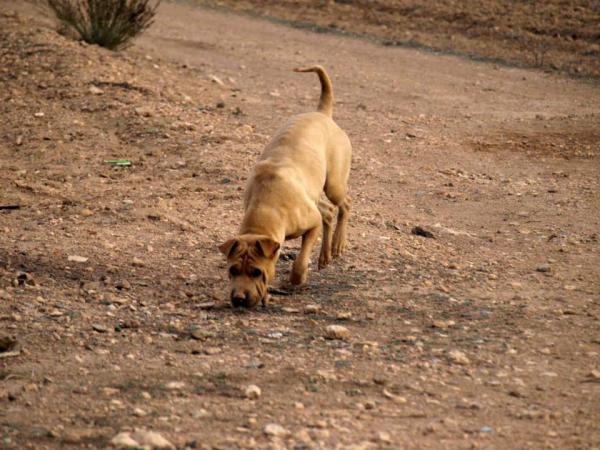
xmin=264 ymin=423 xmax=289 ymax=437
xmin=110 ymin=432 xmax=139 ymax=448
xmin=131 ymin=429 xmax=174 ymax=449
xmin=448 ymin=349 xmax=470 ymax=365
xmin=244 ymin=384 xmax=261 ymax=399
xmin=164 ymin=381 xmax=185 ymax=390
xmin=68 ymin=255 xmax=88 ymax=263
xmin=325 ymin=325 xmax=351 ymax=340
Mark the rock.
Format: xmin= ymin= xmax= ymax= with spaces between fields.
xmin=110 ymin=432 xmax=139 ymax=448
xmin=0 ymin=336 xmax=18 ymax=353
xmin=131 ymin=430 xmax=175 ymax=449
xmin=115 ymin=280 xmax=131 ymax=290
xmin=68 ymin=255 xmax=88 ymax=263
xmin=448 ymin=349 xmax=470 ymax=365
xmin=316 ymin=370 xmax=338 ymax=381
xmin=304 ymin=304 xmax=321 ymax=314
xmin=133 ymin=407 xmax=147 ymax=417
xmin=382 ymin=389 xmax=407 ymax=403
xmin=204 ymin=347 xmax=221 ymax=355
xmin=263 ymin=423 xmax=289 ymax=438
xmin=92 ymin=323 xmax=108 ymax=333
xmin=411 ymin=226 xmax=435 ymax=238
xmin=165 ymin=381 xmax=185 ymax=390
xmin=245 ymin=417 xmax=258 ymax=428
xmin=15 ymin=272 xmax=35 ymax=286
xmin=244 ymin=384 xmax=261 ymax=399
xmin=88 ymin=86 xmax=104 ymax=95
xmin=336 ymin=311 xmax=352 ymax=320
xmin=363 ymin=400 xmax=376 ymax=410
xmin=102 ymin=387 xmax=120 ymax=396
xmin=325 ymin=325 xmax=351 ymax=341
xmin=294 ymin=428 xmax=312 ymax=443
xmin=586 ymin=370 xmax=600 ymax=381
xmin=34 ymin=112 xmax=45 ymax=118
xmin=196 ymin=301 xmax=215 ymax=310
xmin=132 ymin=257 xmax=145 ymax=267
xmin=190 ymin=327 xmax=210 ymax=340
xmin=209 ymin=75 xmax=225 ymax=86
xmin=191 ymin=408 xmax=211 ymax=419
xmin=134 ymin=106 xmax=153 ymax=117
xmin=536 ymin=265 xmax=550 ymax=273
xmin=432 ymin=320 xmax=454 ymax=329
xmin=61 ymin=429 xmax=100 ymax=444
xmin=375 ymin=431 xmax=392 ymax=443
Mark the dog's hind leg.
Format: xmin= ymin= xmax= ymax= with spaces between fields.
xmin=324 ymin=179 xmax=351 ymax=258
xmin=331 ymin=195 xmax=350 ymax=257
xmin=318 ymin=199 xmax=335 ymax=269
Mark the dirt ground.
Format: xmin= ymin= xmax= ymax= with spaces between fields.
xmin=198 ymin=0 xmax=600 ymax=79
xmin=1 ymin=1 xmax=600 ymax=449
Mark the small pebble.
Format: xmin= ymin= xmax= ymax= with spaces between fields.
xmin=164 ymin=381 xmax=185 ymax=390
xmin=304 ymin=304 xmax=321 ymax=314
xmin=92 ymin=324 xmax=108 ymax=333
xmin=133 ymin=407 xmax=147 ymax=417
xmin=131 ymin=430 xmax=175 ymax=449
xmin=325 ymin=325 xmax=351 ymax=341
xmin=244 ymin=384 xmax=261 ymax=400
xmin=68 ymin=255 xmax=88 ymax=263
xmin=264 ymin=423 xmax=289 ymax=438
xmin=132 ymin=257 xmax=145 ymax=267
xmin=448 ymin=349 xmax=470 ymax=365
xmin=111 ymin=432 xmax=139 ymax=448
xmin=375 ymin=431 xmax=392 ymax=443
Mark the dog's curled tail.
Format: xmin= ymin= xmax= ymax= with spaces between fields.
xmin=294 ymin=65 xmax=333 ymax=117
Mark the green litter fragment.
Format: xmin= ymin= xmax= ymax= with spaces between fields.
xmin=104 ymin=159 xmax=132 ymax=166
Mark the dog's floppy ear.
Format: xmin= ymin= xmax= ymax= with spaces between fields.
xmin=256 ymin=238 xmax=280 ymax=259
xmin=219 ymin=238 xmax=239 ymax=257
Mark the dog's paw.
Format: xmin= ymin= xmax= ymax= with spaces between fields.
xmin=332 ymin=239 xmax=346 ymax=257
xmin=318 ymin=251 xmax=331 ymax=270
xmin=289 ymin=269 xmax=308 ymax=286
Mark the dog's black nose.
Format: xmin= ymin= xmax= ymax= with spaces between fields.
xmin=231 ymin=291 xmax=248 ymax=307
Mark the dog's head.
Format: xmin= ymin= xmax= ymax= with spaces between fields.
xmin=219 ymin=234 xmax=280 ymax=307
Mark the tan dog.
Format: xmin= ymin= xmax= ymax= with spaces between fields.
xmin=219 ymin=66 xmax=352 ymax=307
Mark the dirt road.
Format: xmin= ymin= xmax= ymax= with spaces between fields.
xmin=1 ymin=1 xmax=599 ymax=449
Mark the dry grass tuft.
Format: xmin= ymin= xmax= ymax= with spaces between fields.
xmin=46 ymin=0 xmax=161 ymax=50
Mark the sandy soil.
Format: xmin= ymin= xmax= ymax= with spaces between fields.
xmin=1 ymin=1 xmax=600 ymax=449
xmin=198 ymin=0 xmax=600 ymax=79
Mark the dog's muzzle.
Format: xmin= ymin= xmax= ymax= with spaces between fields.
xmin=231 ymin=290 xmax=257 ymax=308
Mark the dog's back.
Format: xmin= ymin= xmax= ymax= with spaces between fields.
xmin=251 ymin=67 xmax=351 ymax=207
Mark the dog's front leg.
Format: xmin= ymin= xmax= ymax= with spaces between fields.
xmin=290 ymin=225 xmax=322 ymax=285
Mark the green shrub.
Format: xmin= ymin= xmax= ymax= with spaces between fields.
xmin=47 ymin=0 xmax=161 ymax=50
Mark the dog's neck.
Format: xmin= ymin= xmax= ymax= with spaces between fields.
xmin=240 ymin=206 xmax=286 ymax=244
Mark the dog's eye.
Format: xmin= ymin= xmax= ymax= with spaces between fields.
xmin=229 ymin=266 xmax=241 ymax=277
xmin=249 ymin=268 xmax=262 ymax=278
